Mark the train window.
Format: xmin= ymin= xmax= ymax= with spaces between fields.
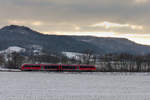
xmin=62 ymin=66 xmax=76 ymax=69
xmin=23 ymin=65 xmax=41 ymax=68
xmin=80 ymin=66 xmax=95 ymax=68
xmin=44 ymin=65 xmax=58 ymax=69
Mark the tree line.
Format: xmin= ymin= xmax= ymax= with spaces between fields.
xmin=96 ymin=53 xmax=150 ymax=72
xmin=0 ymin=49 xmax=150 ymax=72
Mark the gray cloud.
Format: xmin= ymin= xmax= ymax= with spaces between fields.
xmin=0 ymin=0 xmax=150 ymax=34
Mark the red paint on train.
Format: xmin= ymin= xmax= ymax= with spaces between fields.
xmin=21 ymin=64 xmax=96 ymax=72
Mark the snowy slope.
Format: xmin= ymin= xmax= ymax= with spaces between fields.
xmin=0 ymin=46 xmax=25 ymax=54
xmin=62 ymin=52 xmax=83 ymax=59
xmin=0 ymin=46 xmax=26 ymax=62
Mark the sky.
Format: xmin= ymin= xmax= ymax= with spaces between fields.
xmin=0 ymin=0 xmax=150 ymax=45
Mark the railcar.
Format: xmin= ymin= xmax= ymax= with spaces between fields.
xmin=21 ymin=64 xmax=96 ymax=72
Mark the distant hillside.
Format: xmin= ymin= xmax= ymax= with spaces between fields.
xmin=0 ymin=25 xmax=150 ymax=55
xmin=72 ymin=36 xmax=150 ymax=55
xmin=0 ymin=25 xmax=99 ymax=53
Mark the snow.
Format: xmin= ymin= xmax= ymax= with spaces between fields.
xmin=0 ymin=46 xmax=26 ymax=61
xmin=62 ymin=52 xmax=83 ymax=59
xmin=0 ymin=72 xmax=150 ymax=100
xmin=0 ymin=67 xmax=8 ymax=71
xmin=0 ymin=67 xmax=21 ymax=71
xmin=0 ymin=46 xmax=25 ymax=54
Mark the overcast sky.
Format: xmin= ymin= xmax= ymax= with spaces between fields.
xmin=0 ymin=0 xmax=150 ymax=45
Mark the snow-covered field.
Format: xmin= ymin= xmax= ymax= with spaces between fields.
xmin=1 ymin=72 xmax=150 ymax=100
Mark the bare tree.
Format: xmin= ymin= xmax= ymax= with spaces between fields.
xmin=6 ymin=52 xmax=25 ymax=69
xmin=0 ymin=54 xmax=5 ymax=66
xmin=81 ymin=49 xmax=94 ymax=65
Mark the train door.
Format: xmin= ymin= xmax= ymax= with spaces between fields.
xmin=41 ymin=65 xmax=44 ymax=71
xmin=76 ymin=65 xmax=80 ymax=71
xmin=58 ymin=65 xmax=62 ymax=72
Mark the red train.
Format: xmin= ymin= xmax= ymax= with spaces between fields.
xmin=21 ymin=64 xmax=96 ymax=72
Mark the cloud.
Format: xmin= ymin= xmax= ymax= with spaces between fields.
xmin=91 ymin=21 xmax=143 ymax=30
xmin=134 ymin=0 xmax=149 ymax=4
xmin=7 ymin=19 xmax=43 ymax=26
xmin=0 ymin=0 xmax=150 ymax=43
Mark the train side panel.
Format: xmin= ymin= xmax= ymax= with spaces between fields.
xmin=21 ymin=64 xmax=42 ymax=71
xmin=79 ymin=65 xmax=96 ymax=71
xmin=21 ymin=64 xmax=96 ymax=72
